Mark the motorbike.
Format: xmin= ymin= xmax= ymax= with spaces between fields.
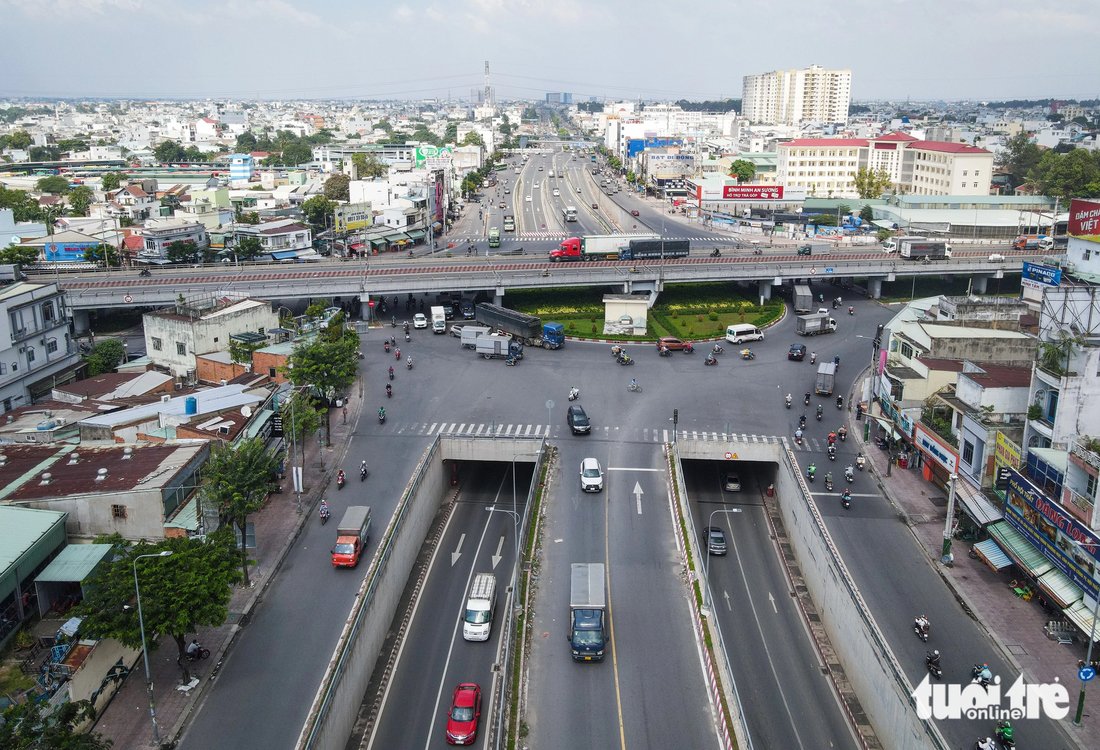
xmin=844 ymin=467 xmax=855 ymax=483
xmin=704 ymin=355 xmax=718 ymax=366
xmin=139 ymin=268 xmax=151 ymax=277
xmin=710 ymin=248 xmax=721 ymax=257
xmin=836 ymin=396 xmax=844 ymax=409
xmin=842 ymin=490 xmax=851 ymax=509
xmin=995 ymin=722 xmax=1016 ymax=748
xmin=618 ymin=355 xmax=634 ymax=366
xmin=839 ymin=427 xmax=847 ymax=442
xmin=404 ymin=322 xmax=410 ymax=334
xmin=568 ymin=387 xmax=580 ymax=401
xmin=336 ymin=472 xmax=345 ymax=490
xmin=798 ymin=416 xmax=807 ymax=430
xmin=848 ymin=306 xmax=855 ymax=316
xmin=794 ymin=432 xmax=803 ymax=446
xmin=810 ymin=353 xmax=817 ymax=365
xmin=914 ymin=619 xmax=930 ymax=642
xmin=752 ymin=248 xmax=763 ymax=256
xmin=785 ymin=395 xmax=792 ymax=409
xmin=806 ymin=465 xmax=816 ymax=483
xmin=378 ymin=409 xmax=386 ymax=424
xmin=386 ymin=384 xmax=392 ymax=398
xmin=828 ymin=445 xmax=836 ymax=461
xmin=319 ymin=503 xmax=331 ymax=525
xmin=391 ymin=316 xmax=396 ymax=328
xmin=856 ymin=453 xmax=866 ymax=471
xmin=804 ymin=393 xmax=811 ymax=406
xmin=971 ymin=664 xmax=993 ymax=688
xmin=405 ymin=332 xmax=411 ymax=342
xmin=182 ymin=642 xmax=210 ymax=662
xmin=505 ymin=356 xmax=517 ymax=366
xmin=406 ymin=357 xmax=413 ymax=370
xmin=395 ymin=348 xmax=401 ymax=361
xmin=360 ymin=465 xmax=368 ymax=481
xmin=816 ymin=406 xmax=823 ymax=421
xmin=388 ymin=367 xmax=395 ymax=381
xmin=611 ymin=345 xmax=624 ymax=358
xmin=823 ymin=476 xmax=833 ymax=491
xmin=384 ymin=340 xmax=391 ymax=353
xmin=658 ymin=347 xmax=672 ymax=357
xmin=926 ymin=653 xmax=943 ymax=680
xmin=740 ymin=348 xmax=755 ymax=360
xmin=712 ymin=344 xmax=724 ymax=355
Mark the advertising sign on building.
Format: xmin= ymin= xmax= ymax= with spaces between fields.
xmin=1068 ymin=199 xmax=1100 ymax=243
xmin=722 ymin=185 xmax=785 ymax=200
xmin=913 ymin=424 xmax=959 ymax=473
xmin=1003 ymin=467 xmax=1100 ymax=599
xmin=333 ymin=202 xmax=373 ymax=233
xmin=1021 ymin=262 xmax=1062 ymax=290
xmin=414 ymin=146 xmax=454 ymax=169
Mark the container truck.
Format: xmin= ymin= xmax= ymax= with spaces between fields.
xmin=475 ymin=334 xmax=524 ymax=360
xmin=794 ymin=285 xmax=814 ymax=314
xmin=550 ymin=234 xmax=659 ymax=262
xmin=618 ymin=238 xmax=690 ymax=260
xmin=475 ymin=303 xmax=565 ymax=348
xmin=431 ymin=306 xmax=447 ymax=334
xmin=331 ymin=506 xmax=372 ymax=568
xmin=814 ymin=362 xmax=837 ymax=396
xmin=796 ymin=312 xmax=838 ymax=336
xmin=884 ymin=236 xmax=952 ymax=260
xmin=568 ymin=563 xmax=608 ymax=662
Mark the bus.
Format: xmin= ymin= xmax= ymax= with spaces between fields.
xmin=488 ymin=227 xmax=501 ymax=247
xmin=503 ymin=215 xmax=515 ymax=232
xmin=562 ymin=206 xmax=577 ymax=222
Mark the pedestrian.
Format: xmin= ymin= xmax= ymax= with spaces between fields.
xmin=343 ymin=407 xmax=348 ymax=425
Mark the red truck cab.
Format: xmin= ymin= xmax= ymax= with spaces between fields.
xmin=550 ymin=237 xmax=582 ymax=262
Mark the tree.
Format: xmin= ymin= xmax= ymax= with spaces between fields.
xmin=84 ymin=243 xmax=121 ymax=267
xmin=281 ymin=142 xmax=313 ymax=165
xmin=84 ymin=339 xmax=126 ymax=375
xmin=324 ymin=173 xmax=350 ymax=201
xmin=853 ymin=167 xmax=892 ymax=199
xmin=100 ymin=171 xmax=124 ymax=191
xmin=444 ymin=122 xmax=459 ymax=144
xmin=1029 ymin=148 xmax=1100 ymax=199
xmin=0 ymin=698 xmax=112 ymax=750
xmin=7 ymin=129 xmax=32 ymax=150
xmin=0 ymin=244 xmax=40 ymax=265
xmin=0 ymin=185 xmax=43 ymax=222
xmin=860 ymin=205 xmax=875 ymax=224
xmin=67 ymin=185 xmax=94 ymax=216
xmin=201 ymin=438 xmax=280 ymax=587
xmin=997 ymin=132 xmax=1042 ymax=190
xmin=235 ymin=131 xmax=258 ymax=151
xmin=354 ymin=153 xmax=387 ymax=179
xmin=807 ymin=214 xmax=838 ymax=226
xmin=36 ymin=175 xmax=71 ymax=195
xmin=29 ymin=145 xmax=60 ymax=161
xmin=166 ymin=240 xmax=199 ymax=264
xmin=301 ymin=195 xmax=334 ymax=229
xmin=234 ymin=235 xmax=263 ymax=261
xmin=461 ymin=131 xmax=484 ymax=147
xmin=154 ymin=140 xmax=187 ymax=163
xmin=728 ymin=159 xmax=756 ymax=184
xmin=286 ymin=312 xmax=359 ymax=445
xmin=75 ymin=530 xmax=241 ymax=682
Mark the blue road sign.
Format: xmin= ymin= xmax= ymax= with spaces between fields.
xmin=1079 ymin=665 xmax=1096 ymax=682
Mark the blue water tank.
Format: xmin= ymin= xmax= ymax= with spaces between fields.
xmin=185 ymin=396 xmax=197 ymax=415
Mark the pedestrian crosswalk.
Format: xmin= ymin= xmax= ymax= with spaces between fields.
xmin=375 ymin=421 xmax=824 ymax=446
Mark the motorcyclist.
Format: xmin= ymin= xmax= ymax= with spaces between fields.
xmin=995 ymin=720 xmax=1014 ymax=745
xmin=804 ymin=392 xmax=811 ymax=405
xmin=360 ymin=460 xmax=368 ymax=477
xmin=319 ymin=499 xmax=330 ymax=519
xmin=186 ymin=639 xmax=201 ymax=658
xmin=629 ymin=377 xmax=637 ymax=390
xmin=841 ymin=488 xmax=851 ymax=505
xmin=569 ymin=386 xmax=580 ymax=400
xmin=406 ymin=355 xmax=413 ymax=369
xmin=395 ymin=347 xmax=401 ymax=360
xmin=926 ymin=650 xmax=940 ymax=671
xmin=799 ymin=414 xmax=807 ymax=429
xmin=705 ymin=353 xmax=717 ymax=365
xmin=915 ymin=614 xmax=930 ymax=637
xmin=712 ymin=344 xmax=724 ymax=354
xmin=404 ymin=321 xmax=410 ymax=333
xmin=824 ymin=472 xmax=833 ymax=490
xmin=828 ymin=444 xmax=836 ymax=460
xmin=388 ymin=366 xmax=394 ymax=380
xmin=385 ymin=383 xmax=392 ymax=397
xmin=785 ymin=393 xmax=792 ymax=408
xmin=807 ymin=462 xmax=816 ymax=480
xmin=827 ymin=431 xmax=837 ymax=445
xmin=390 ymin=335 xmax=396 ymax=346
xmin=336 ymin=470 xmax=345 ymax=485
xmin=816 ymin=404 xmax=823 ymax=420
xmin=838 ymin=426 xmax=848 ymax=441
xmin=844 ymin=465 xmax=855 ymax=482
xmin=833 ymin=355 xmax=840 ymax=367
xmin=794 ymin=428 xmax=803 ymax=443
xmin=836 ymin=395 xmax=844 ymax=409
xmin=856 ymin=452 xmax=866 ymax=469
xmin=810 ymin=351 xmax=817 ymax=364
xmin=848 ymin=305 xmax=854 ymax=315
xmin=976 ymin=738 xmax=996 ymax=750
xmin=378 ymin=406 xmax=386 ymax=420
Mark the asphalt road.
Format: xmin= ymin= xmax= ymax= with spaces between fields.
xmin=683 ymin=460 xmax=858 ymax=749
xmin=368 ymin=462 xmax=533 ymax=750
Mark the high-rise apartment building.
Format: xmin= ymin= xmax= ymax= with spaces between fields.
xmin=741 ymin=65 xmax=851 ymax=125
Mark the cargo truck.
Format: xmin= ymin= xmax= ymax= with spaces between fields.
xmin=794 ymin=285 xmax=814 ymax=314
xmin=431 ymin=305 xmax=447 ymax=334
xmin=462 ymin=573 xmax=497 ymax=642
xmin=618 ymin=238 xmax=690 ymax=260
xmin=562 ymin=205 xmax=578 ymax=222
xmin=550 ymin=234 xmax=659 ymax=261
xmin=568 ymin=563 xmax=608 ymax=662
xmin=475 ymin=303 xmax=565 ymax=349
xmin=814 ymin=362 xmax=837 ymax=396
xmin=884 ymin=236 xmax=952 ymax=260
xmin=796 ymin=312 xmax=838 ymax=336
xmin=331 ymin=506 xmax=372 ymax=568
xmin=460 ymin=325 xmax=491 ymax=348
xmin=475 ymin=334 xmax=524 ymax=360
xmin=488 ymin=227 xmax=501 ymax=247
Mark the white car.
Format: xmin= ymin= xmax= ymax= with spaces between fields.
xmin=552 ymin=189 xmax=560 ymax=197
xmin=533 ymin=182 xmax=540 ymax=189
xmin=413 ymin=313 xmax=428 ymax=329
xmin=580 ymin=457 xmax=603 ymax=492
xmin=525 ymin=195 xmax=532 ymax=202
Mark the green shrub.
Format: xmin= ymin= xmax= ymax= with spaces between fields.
xmin=708 ymin=311 xmax=718 ymax=321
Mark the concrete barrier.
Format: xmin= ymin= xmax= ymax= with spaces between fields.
xmin=677 ymin=436 xmax=947 ymax=749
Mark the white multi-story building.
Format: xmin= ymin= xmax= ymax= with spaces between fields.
xmin=143 ymin=297 xmax=278 ymax=379
xmin=0 ymin=280 xmax=82 ymax=410
xmin=136 ymin=219 xmax=208 ymax=262
xmin=906 ymin=142 xmax=995 ymax=196
xmin=742 ymin=65 xmax=851 ymax=126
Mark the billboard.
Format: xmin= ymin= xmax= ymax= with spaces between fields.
xmin=1069 ymin=199 xmax=1100 ymax=243
xmin=913 ymin=424 xmax=958 ymax=473
xmin=723 ymin=185 xmax=784 ymax=200
xmin=333 ymin=202 xmax=372 ymax=233
xmin=414 ymin=146 xmax=454 ymax=169
xmin=1021 ymin=261 xmax=1062 ymax=290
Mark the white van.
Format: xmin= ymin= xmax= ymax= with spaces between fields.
xmin=725 ymin=324 xmax=764 ymax=344
xmin=462 ymin=573 xmax=497 ymax=642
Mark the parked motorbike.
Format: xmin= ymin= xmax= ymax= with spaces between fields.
xmin=568 ymin=387 xmax=580 ymax=401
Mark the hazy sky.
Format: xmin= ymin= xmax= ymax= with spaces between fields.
xmin=1 ymin=0 xmax=1097 ymax=102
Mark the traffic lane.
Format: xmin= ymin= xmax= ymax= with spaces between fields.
xmin=607 ymin=440 xmax=717 ymax=750
xmin=524 ymin=435 xmax=620 ymax=750
xmin=370 ymin=464 xmax=521 ymax=750
xmin=179 ymin=428 xmax=418 ymax=750
xmin=686 ymin=463 xmax=857 ymax=749
xmin=823 ymin=498 xmax=1070 ymax=749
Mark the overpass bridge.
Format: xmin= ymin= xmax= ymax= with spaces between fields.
xmin=42 ymin=248 xmax=1037 ymax=324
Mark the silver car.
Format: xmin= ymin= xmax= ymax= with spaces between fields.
xmin=580 ymin=457 xmax=603 ymax=492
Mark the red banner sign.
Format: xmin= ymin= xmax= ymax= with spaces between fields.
xmin=722 ymin=185 xmax=784 ymax=200
xmin=1069 ymin=199 xmax=1100 ymax=240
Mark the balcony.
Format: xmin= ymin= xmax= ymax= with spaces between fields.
xmin=1063 ymin=486 xmax=1094 ymax=526
xmin=1071 ymin=437 xmax=1100 ymax=473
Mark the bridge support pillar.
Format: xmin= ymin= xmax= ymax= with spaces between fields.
xmin=757 ymin=279 xmax=772 ymax=304
xmin=972 ymin=275 xmax=989 ymax=294
xmin=71 ymin=309 xmax=91 ymax=335
xmin=867 ymin=278 xmax=883 ymax=299
xmin=493 ymin=290 xmax=505 ymax=306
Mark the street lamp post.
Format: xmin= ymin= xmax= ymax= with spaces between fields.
xmin=702 ymin=507 xmax=741 ymax=612
xmin=941 ymin=474 xmax=958 ymax=566
xmin=1073 ymin=541 xmax=1100 ymax=726
xmin=133 ymin=550 xmax=173 ymax=747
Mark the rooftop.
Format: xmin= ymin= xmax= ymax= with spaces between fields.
xmin=963 ymin=363 xmax=1033 ymax=389
xmin=910 ymin=141 xmax=990 ymax=155
xmin=79 ymin=383 xmax=264 ymax=428
xmin=0 ymin=506 xmax=67 ymax=569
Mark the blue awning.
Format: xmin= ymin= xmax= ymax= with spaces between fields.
xmin=270 ymin=250 xmax=298 ymax=260
xmin=972 ymin=538 xmax=1012 ymax=571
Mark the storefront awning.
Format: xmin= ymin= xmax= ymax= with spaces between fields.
xmin=1065 ymin=600 xmax=1100 ymax=643
xmin=270 ymin=250 xmax=298 ymax=260
xmin=1038 ymin=568 xmax=1083 ymax=609
xmin=986 ymin=521 xmax=1053 ymax=578
xmin=972 ymin=538 xmax=1012 ymax=571
xmin=955 ymin=478 xmax=1003 ymax=527
xmin=383 ymin=232 xmax=410 ymax=243
xmin=369 ymin=237 xmax=387 ymax=247
xmin=406 ymin=229 xmax=426 ymax=240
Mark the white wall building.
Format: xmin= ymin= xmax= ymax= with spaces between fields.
xmin=742 ymin=65 xmax=851 ymax=126
xmin=0 ymin=281 xmax=82 ymax=410
xmin=143 ymin=297 xmax=278 ymax=379
xmin=136 ymin=219 xmax=208 ymax=262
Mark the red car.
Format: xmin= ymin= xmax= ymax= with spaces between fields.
xmin=445 ymin=682 xmax=482 ymax=745
xmin=631 ymin=209 xmax=640 ymax=217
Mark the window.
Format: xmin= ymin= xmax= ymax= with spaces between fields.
xmin=900 ymin=342 xmax=914 ymax=359
xmin=962 ymin=170 xmax=967 ymax=176
xmin=268 ymin=367 xmax=277 ymax=378
xmin=25 ymin=348 xmax=35 ymax=363
xmin=42 ymin=302 xmax=55 ymax=322
xmin=0 ymin=362 xmax=5 ymax=374
xmin=213 ymin=337 xmax=219 ymax=343
xmin=46 ymin=339 xmax=58 ymax=354
xmin=111 ymin=504 xmax=127 ymax=519
xmin=151 ymin=337 xmax=163 ymax=351
xmin=1087 ymin=471 xmax=1098 ymax=500
xmin=176 ymin=342 xmax=187 ymax=356
xmin=962 ymin=440 xmax=974 ymax=465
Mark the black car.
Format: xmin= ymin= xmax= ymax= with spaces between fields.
xmin=567 ymin=405 xmax=591 ymax=434
xmin=788 ymin=344 xmax=807 ymax=361
xmin=460 ymin=301 xmax=475 ymax=320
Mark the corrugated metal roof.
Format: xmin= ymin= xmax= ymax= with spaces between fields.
xmin=0 ymin=506 xmax=67 ymax=569
xmin=35 ymin=543 xmax=113 ymax=582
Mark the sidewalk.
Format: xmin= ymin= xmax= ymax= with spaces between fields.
xmin=91 ymin=395 xmax=362 ymax=748
xmin=849 ymin=400 xmax=1099 ymax=748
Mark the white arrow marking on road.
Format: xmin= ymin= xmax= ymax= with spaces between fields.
xmin=451 ymin=533 xmax=465 ymax=566
xmin=769 ymin=592 xmax=778 ymax=614
xmin=723 ymin=590 xmax=733 ymax=611
xmin=633 ymin=481 xmax=644 ymax=514
xmin=491 ymin=535 xmax=505 ymax=569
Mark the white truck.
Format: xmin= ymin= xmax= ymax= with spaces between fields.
xmin=462 ymin=573 xmax=497 ymax=642
xmin=460 ymin=325 xmax=491 ymax=349
xmin=884 ymin=236 xmax=952 ymax=260
xmin=474 ymin=334 xmax=523 ymax=360
xmin=569 ymin=563 xmax=608 ymax=662
xmin=430 ymin=305 xmax=447 ymax=334
xmin=796 ymin=312 xmax=838 ymax=336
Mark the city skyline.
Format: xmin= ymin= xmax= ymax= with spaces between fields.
xmin=0 ymin=0 xmax=1097 ymax=102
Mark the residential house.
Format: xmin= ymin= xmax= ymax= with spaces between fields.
xmin=135 ymin=218 xmax=208 ymax=263
xmin=0 ymin=280 xmax=83 ymax=411
xmin=106 ymin=184 xmax=158 ymax=222
xmin=231 ymin=219 xmax=314 ymax=261
xmin=143 ymin=297 xmax=278 ymax=379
